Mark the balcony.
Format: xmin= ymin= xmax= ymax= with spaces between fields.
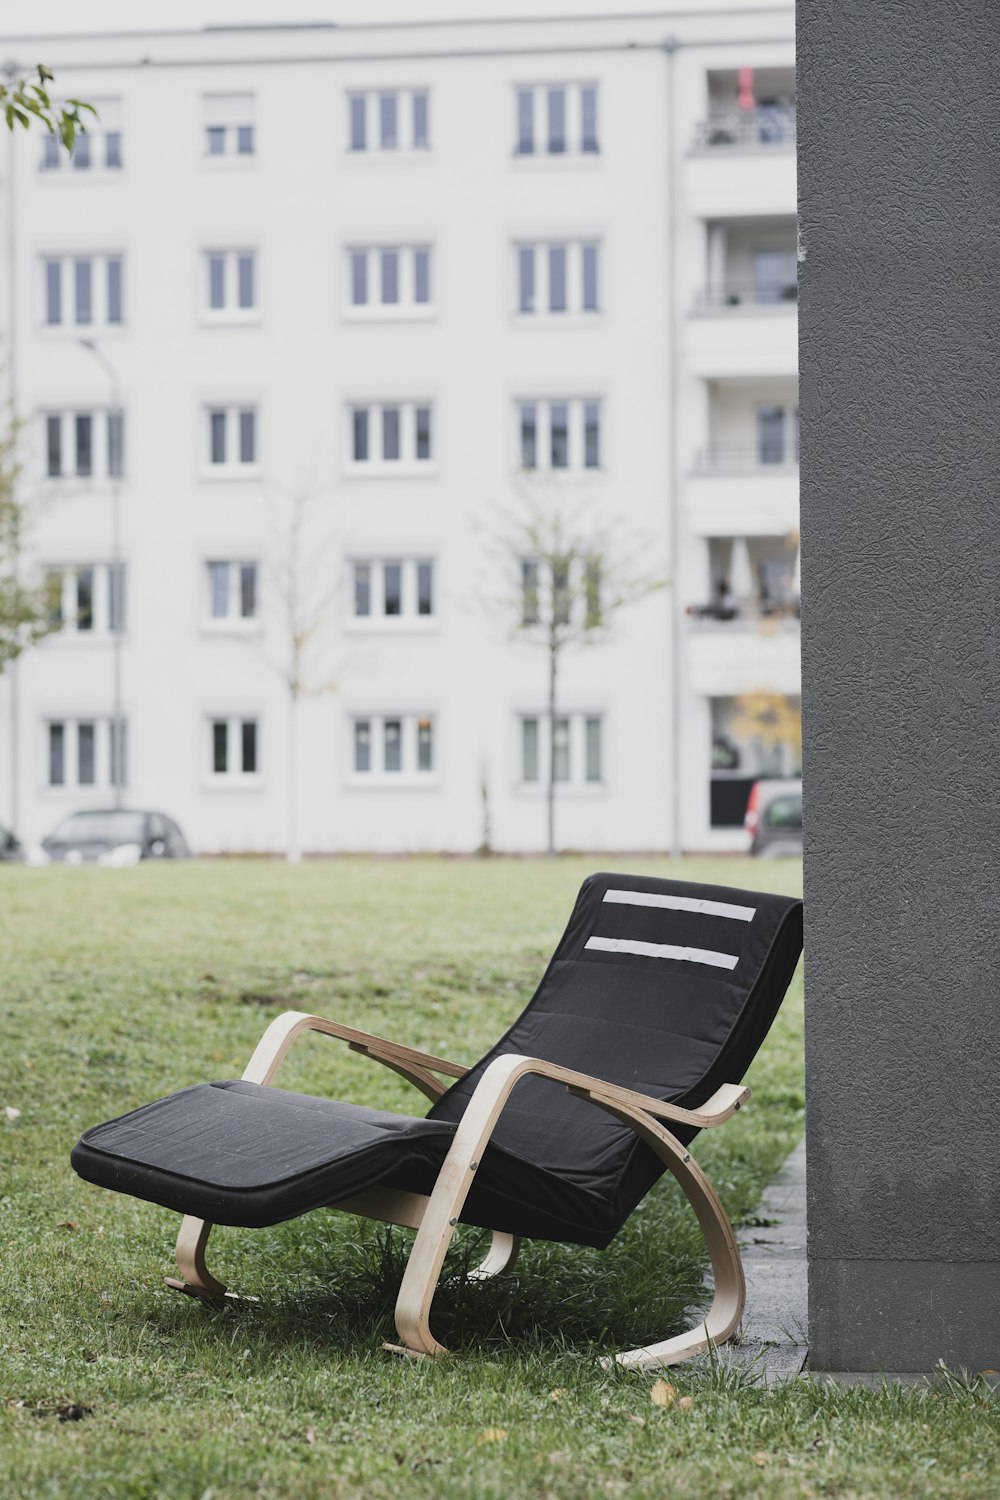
xmin=684 ymin=292 xmax=798 ymax=377
xmin=686 ymin=444 xmax=798 ymax=536
xmin=683 ymin=611 xmax=801 ymax=697
xmin=693 ymin=279 xmax=797 ymax=312
xmin=692 ymin=107 xmax=797 ymax=154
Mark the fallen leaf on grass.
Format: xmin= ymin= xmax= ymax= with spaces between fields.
xmin=305 ymin=1426 xmax=316 ymax=1445
xmin=752 ymin=1451 xmax=770 ymax=1467
xmin=626 ymin=1413 xmax=646 ymax=1428
xmin=4 ymin=1107 xmax=21 ymax=1122
xmin=17 ymin=1400 xmax=92 ymax=1422
xmin=56 ymin=1221 xmax=79 ymax=1231
xmin=650 ymin=1379 xmax=676 ymax=1408
xmin=476 ymin=1428 xmax=508 ymax=1445
xmin=678 ymin=1396 xmax=694 ymax=1412
xmin=548 ymin=1388 xmax=567 ymax=1402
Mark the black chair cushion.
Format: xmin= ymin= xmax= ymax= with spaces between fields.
xmin=71 ymin=1079 xmax=623 ymax=1245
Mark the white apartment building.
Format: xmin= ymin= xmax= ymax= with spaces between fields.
xmin=0 ymin=4 xmax=798 ymax=854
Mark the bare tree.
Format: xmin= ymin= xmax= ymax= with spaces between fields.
xmin=492 ymin=496 xmax=666 ymax=855
xmin=259 ymin=482 xmax=341 ymax=864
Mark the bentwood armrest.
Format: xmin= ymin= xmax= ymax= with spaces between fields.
xmin=547 ymin=1064 xmax=748 ymax=1128
xmin=241 ymin=1009 xmax=468 ymax=1097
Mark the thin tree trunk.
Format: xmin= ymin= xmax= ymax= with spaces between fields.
xmin=286 ymin=689 xmax=301 ymax=865
xmin=547 ymin=632 xmax=558 ymax=857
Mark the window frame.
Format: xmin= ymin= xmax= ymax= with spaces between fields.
xmin=202 ymin=248 xmax=259 ymax=322
xmin=514 ymin=239 xmax=603 ymax=318
xmin=516 ymin=711 xmax=606 ymax=791
xmin=344 ymin=243 xmax=435 ymax=319
xmin=346 ymin=556 xmax=437 ymax=628
xmin=204 ymin=559 xmax=260 ymax=628
xmin=347 ymin=711 xmax=438 ymax=784
xmin=206 ymin=715 xmax=262 ymax=785
xmin=42 ymin=714 xmax=128 ymax=793
xmin=346 ymin=89 xmax=432 ymax=155
xmin=203 ymin=405 xmax=260 ymax=477
xmin=346 ymin=401 xmax=435 ymax=473
xmin=512 ymin=82 xmax=601 ymax=159
xmin=39 ymin=253 xmax=126 ymax=331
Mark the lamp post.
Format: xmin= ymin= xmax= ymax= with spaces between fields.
xmin=78 ymin=338 xmax=124 ymax=808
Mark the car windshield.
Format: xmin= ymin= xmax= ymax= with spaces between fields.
xmin=49 ymin=812 xmax=146 ymax=844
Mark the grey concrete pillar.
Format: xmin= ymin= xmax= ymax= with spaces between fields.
xmin=798 ymin=0 xmax=1000 ymax=1371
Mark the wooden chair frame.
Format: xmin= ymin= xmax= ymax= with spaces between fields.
xmin=167 ymin=1009 xmax=749 ymax=1371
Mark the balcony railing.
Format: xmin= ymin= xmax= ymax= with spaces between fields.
xmin=693 ymin=441 xmax=799 ymax=473
xmin=693 ymin=107 xmax=797 ymax=151
xmin=686 ymin=601 xmax=800 ymax=629
xmin=693 ymin=281 xmax=798 ymax=312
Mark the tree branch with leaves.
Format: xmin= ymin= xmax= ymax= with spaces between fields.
xmin=2 ymin=66 xmax=96 ymax=149
xmin=0 ymin=417 xmax=58 ymax=676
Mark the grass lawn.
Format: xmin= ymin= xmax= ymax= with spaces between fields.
xmin=1 ymin=855 xmax=996 ymax=1499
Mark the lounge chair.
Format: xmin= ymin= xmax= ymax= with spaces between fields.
xmin=71 ymin=873 xmax=803 ymax=1368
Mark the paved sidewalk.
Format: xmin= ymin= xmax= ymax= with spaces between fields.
xmin=721 ymin=1138 xmax=809 ymax=1384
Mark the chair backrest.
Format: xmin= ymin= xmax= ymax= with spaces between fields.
xmin=429 ymin=872 xmax=803 ymax=1238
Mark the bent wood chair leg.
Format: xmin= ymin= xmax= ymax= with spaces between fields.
xmin=389 ymin=1054 xmax=745 ymax=1365
xmin=165 ymin=1215 xmax=228 ymax=1304
xmin=470 ymin=1229 xmax=520 ymax=1280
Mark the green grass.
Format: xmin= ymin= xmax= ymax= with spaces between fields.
xmin=0 ymin=855 xmax=996 ymax=1499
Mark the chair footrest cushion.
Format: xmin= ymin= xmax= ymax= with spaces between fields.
xmin=71 ymin=1081 xmax=457 ymax=1228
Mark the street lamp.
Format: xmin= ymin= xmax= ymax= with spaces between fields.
xmin=78 ymin=338 xmax=125 ymax=808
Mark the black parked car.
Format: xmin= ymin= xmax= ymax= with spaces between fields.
xmin=39 ymin=809 xmax=191 ymax=866
xmin=0 ymin=821 xmax=24 ymax=862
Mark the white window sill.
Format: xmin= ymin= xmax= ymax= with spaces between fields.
xmin=344 ymin=150 xmax=433 ymax=165
xmin=41 ymin=785 xmax=121 ymax=799
xmin=203 ymin=774 xmax=264 ymax=792
xmin=200 ymin=311 xmax=262 ymax=328
xmin=344 ymin=617 xmax=439 ymax=635
xmin=511 ymin=152 xmax=602 ymax=168
xmin=38 ymin=324 xmax=126 ymax=338
xmin=342 ymin=306 xmax=437 ymax=325
xmin=345 ymin=774 xmax=440 ymax=791
xmin=516 ymin=467 xmax=605 ymax=482
xmin=512 ymin=312 xmax=603 ymax=327
xmin=200 ymin=619 xmax=262 ymax=635
xmin=201 ymin=156 xmax=257 ymax=170
xmin=37 ymin=169 xmax=127 ymax=185
xmin=43 ymin=631 xmax=127 ymax=647
xmin=201 ymin=465 xmax=262 ymax=482
xmin=515 ymin=782 xmax=608 ymax=798
xmin=343 ymin=462 xmax=437 ymax=480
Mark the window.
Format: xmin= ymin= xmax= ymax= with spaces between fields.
xmin=519 ymin=556 xmax=604 ymax=631
xmin=756 ymin=404 xmax=799 ymax=464
xmin=514 ymin=84 xmax=600 ymax=157
xmin=752 ymin=249 xmax=797 ymax=304
xmin=347 ymin=245 xmax=433 ymax=313
xmin=515 ymin=241 xmax=601 ymax=315
xmin=519 ymin=713 xmax=604 ymax=786
xmin=349 ymin=558 xmax=435 ymax=621
xmin=347 ymin=89 xmax=430 ymax=153
xmin=349 ymin=713 xmax=436 ymax=778
xmin=41 ymin=98 xmax=123 ymax=173
xmin=45 ymin=716 xmax=127 ymax=789
xmin=43 ymin=410 xmax=125 ymax=480
xmin=44 ymin=563 xmax=126 ymax=635
xmin=204 ymin=250 xmax=257 ymax=316
xmin=209 ymin=717 xmax=260 ymax=779
xmin=203 ymin=93 xmax=255 ymax=158
xmin=348 ymin=403 xmax=433 ymax=468
xmin=206 ymin=561 xmax=258 ymax=622
xmin=517 ymin=399 xmax=603 ymax=472
xmin=205 ymin=406 xmax=258 ymax=470
xmin=42 ymin=255 xmax=124 ymax=328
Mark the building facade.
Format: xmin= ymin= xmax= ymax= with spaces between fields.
xmin=0 ymin=4 xmax=798 ymax=854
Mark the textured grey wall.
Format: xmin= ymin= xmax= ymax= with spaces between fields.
xmin=798 ymin=0 xmax=1000 ymax=1370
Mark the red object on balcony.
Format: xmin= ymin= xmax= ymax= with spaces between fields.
xmin=738 ymin=66 xmax=755 ymax=110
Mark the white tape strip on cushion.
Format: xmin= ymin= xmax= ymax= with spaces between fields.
xmin=585 ymin=936 xmax=739 ymax=970
xmin=602 ymin=889 xmax=756 ymax=922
